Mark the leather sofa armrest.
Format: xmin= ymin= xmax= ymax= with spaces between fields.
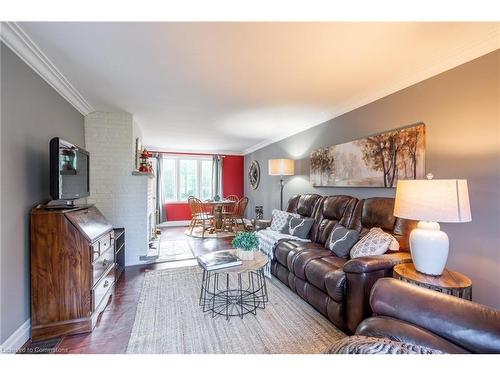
xmin=356 ymin=316 xmax=469 ymax=354
xmin=343 ymin=252 xmax=412 ymax=273
xmin=369 ymin=278 xmax=500 ymax=353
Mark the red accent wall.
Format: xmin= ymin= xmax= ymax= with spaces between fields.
xmin=222 ymin=155 xmax=244 ymax=198
xmin=164 ymin=154 xmax=244 ymax=221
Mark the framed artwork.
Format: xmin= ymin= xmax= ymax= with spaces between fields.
xmin=310 ymin=123 xmax=425 ymax=188
xmin=248 ymin=160 xmax=260 ymax=190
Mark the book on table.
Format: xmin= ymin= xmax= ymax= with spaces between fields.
xmin=197 ymin=251 xmax=242 ymax=271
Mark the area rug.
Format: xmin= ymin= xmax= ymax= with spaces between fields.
xmin=184 ymin=227 xmax=236 ymax=239
xmin=157 ymin=239 xmax=195 ymax=262
xmin=126 ymin=266 xmax=345 ymax=354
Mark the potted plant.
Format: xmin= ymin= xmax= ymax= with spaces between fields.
xmin=232 ymin=232 xmax=260 ymax=260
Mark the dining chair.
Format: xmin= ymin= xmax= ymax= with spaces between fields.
xmin=223 ymin=197 xmax=249 ymax=231
xmin=188 ymin=197 xmax=214 ymax=237
xmin=223 ymin=195 xmax=239 ymax=216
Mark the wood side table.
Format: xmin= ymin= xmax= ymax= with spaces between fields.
xmin=393 ymin=263 xmax=472 ymax=300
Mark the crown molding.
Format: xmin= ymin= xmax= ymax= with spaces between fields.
xmin=1 ymin=22 xmax=94 ymax=115
xmin=143 ymin=145 xmax=245 ymax=156
xmin=243 ymin=25 xmax=500 ymax=155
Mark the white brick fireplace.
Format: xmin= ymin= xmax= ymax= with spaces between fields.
xmin=85 ymin=112 xmax=155 ymax=266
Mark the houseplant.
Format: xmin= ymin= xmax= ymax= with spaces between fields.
xmin=232 ymin=231 xmax=260 ymax=260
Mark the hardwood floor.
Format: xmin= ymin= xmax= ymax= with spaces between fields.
xmin=20 ymin=226 xmax=233 ymax=354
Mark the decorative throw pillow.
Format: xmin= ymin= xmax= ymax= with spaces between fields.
xmin=350 ymin=227 xmax=399 ymax=259
xmin=326 ymin=225 xmax=359 ymax=258
xmin=269 ymin=209 xmax=299 ymax=232
xmin=370 ymin=227 xmax=400 ymax=251
xmin=283 ymin=217 xmax=315 ymax=239
xmin=325 ymin=336 xmax=445 ymax=354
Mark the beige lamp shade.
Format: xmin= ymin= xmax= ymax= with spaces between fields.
xmin=394 ymin=179 xmax=471 ymax=223
xmin=268 ymin=159 xmax=295 ymax=176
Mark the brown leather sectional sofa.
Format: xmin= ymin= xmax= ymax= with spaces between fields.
xmin=270 ymin=194 xmax=417 ymax=333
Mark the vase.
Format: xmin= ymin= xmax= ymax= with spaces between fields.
xmin=237 ymin=248 xmax=256 ymax=260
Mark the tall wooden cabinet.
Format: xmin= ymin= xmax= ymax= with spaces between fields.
xmin=30 ymin=204 xmax=115 ymax=341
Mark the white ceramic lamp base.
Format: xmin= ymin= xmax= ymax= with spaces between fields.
xmin=409 ymin=221 xmax=449 ymax=276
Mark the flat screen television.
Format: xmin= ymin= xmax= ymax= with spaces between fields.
xmin=50 ymin=137 xmax=90 ymax=201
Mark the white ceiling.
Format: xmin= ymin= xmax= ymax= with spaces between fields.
xmin=18 ymin=22 xmax=500 ymax=154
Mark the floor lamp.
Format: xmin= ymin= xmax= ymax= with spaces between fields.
xmin=268 ymin=159 xmax=295 ymax=210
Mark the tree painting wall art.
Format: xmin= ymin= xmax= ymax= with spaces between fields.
xmin=310 ymin=123 xmax=425 ymax=187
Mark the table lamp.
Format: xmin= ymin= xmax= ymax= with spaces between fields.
xmin=394 ymin=175 xmax=471 ymax=276
xmin=268 ymin=159 xmax=295 ymax=210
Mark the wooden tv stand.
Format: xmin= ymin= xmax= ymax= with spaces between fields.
xmin=30 ymin=204 xmax=116 ymax=341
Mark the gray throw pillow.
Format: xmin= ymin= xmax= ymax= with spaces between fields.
xmin=326 ymin=225 xmax=359 ymax=258
xmin=270 ymin=209 xmax=300 ymax=232
xmin=284 ymin=217 xmax=315 ymax=239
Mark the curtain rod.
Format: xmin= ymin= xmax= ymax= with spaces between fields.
xmin=149 ymin=150 xmax=226 ymax=157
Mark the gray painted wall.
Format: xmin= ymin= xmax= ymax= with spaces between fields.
xmin=0 ymin=43 xmax=84 ymax=342
xmin=245 ymin=50 xmax=500 ymax=309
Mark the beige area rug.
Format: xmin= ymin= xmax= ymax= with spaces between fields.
xmin=126 ymin=266 xmax=345 ymax=354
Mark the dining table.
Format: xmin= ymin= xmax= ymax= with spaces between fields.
xmin=203 ymin=199 xmax=237 ymax=231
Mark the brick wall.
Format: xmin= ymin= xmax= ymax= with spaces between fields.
xmin=85 ymin=112 xmax=151 ymax=266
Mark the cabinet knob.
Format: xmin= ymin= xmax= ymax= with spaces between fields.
xmin=103 ymin=280 xmax=109 ymax=288
xmin=102 ymin=260 xmax=108 ymax=267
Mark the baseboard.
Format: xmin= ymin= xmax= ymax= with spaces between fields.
xmin=0 ymin=319 xmax=30 ymax=354
xmin=159 ymin=220 xmax=190 ymax=228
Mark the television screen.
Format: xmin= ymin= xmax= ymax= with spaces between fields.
xmin=50 ymin=138 xmax=90 ymax=201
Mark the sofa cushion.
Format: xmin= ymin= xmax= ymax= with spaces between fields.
xmin=304 ymin=256 xmax=347 ymax=302
xmin=290 ymin=246 xmax=334 ymax=280
xmin=359 ymin=198 xmax=396 ymax=232
xmin=348 ymin=198 xmax=417 ymax=252
xmin=274 ymin=239 xmax=303 ymax=267
xmin=314 ymin=196 xmax=357 ymax=245
xmin=286 ymin=194 xmax=322 ymax=217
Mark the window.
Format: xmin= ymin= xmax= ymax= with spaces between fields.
xmin=161 ymin=159 xmax=176 ymax=201
xmin=160 ymin=156 xmax=213 ymax=202
xmin=179 ymin=159 xmax=197 ymax=200
xmin=200 ymin=160 xmax=213 ymax=200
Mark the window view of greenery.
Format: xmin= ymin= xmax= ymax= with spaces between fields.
xmin=200 ymin=160 xmax=213 ymax=200
xmin=179 ymin=159 xmax=198 ymax=200
xmin=162 ymin=159 xmax=176 ymax=201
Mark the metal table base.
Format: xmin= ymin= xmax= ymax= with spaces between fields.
xmin=199 ymin=268 xmax=268 ymax=320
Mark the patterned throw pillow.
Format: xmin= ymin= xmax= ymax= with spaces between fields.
xmin=325 ymin=336 xmax=445 ymax=354
xmin=269 ymin=209 xmax=299 ymax=232
xmin=350 ymin=227 xmax=399 ymax=259
xmin=326 ymin=225 xmax=359 ymax=258
xmin=284 ymin=217 xmax=315 ymax=239
xmin=371 ymin=227 xmax=400 ymax=251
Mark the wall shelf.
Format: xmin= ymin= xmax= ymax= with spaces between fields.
xmin=131 ymin=171 xmax=154 ymax=178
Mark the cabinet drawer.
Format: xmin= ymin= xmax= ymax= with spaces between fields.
xmin=92 ymin=247 xmax=115 ymax=287
xmin=92 ymin=268 xmax=115 ymax=311
xmin=90 ymin=231 xmax=113 ymax=261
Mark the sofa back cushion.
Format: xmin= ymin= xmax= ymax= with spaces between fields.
xmin=348 ymin=198 xmax=417 ymax=251
xmin=313 ymin=195 xmax=358 ymax=245
xmin=287 ymin=194 xmax=322 ymax=217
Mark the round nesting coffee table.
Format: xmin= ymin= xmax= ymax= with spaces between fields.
xmin=199 ymin=250 xmax=269 ymax=320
